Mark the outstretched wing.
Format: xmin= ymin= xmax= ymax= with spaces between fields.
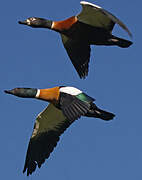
xmin=59 ymin=92 xmax=90 ymax=121
xmin=61 ymin=34 xmax=91 ymax=79
xmin=77 ymin=1 xmax=132 ymax=37
xmin=23 ymin=104 xmax=72 ymax=176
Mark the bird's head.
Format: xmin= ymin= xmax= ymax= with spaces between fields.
xmin=18 ymin=17 xmax=52 ymax=28
xmin=4 ymin=88 xmax=37 ymax=98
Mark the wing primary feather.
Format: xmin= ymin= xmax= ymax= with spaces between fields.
xmin=63 ymin=107 xmax=74 ymax=121
xmin=23 ymin=104 xmax=75 ymax=176
xmin=71 ymin=104 xmax=81 ymax=117
xmin=101 ymin=9 xmax=132 ymax=37
xmin=76 ymin=100 xmax=90 ymax=112
xmin=73 ymin=103 xmax=85 ymax=114
xmin=79 ymin=1 xmax=132 ymax=37
xmin=67 ymin=105 xmax=77 ymax=119
xmin=61 ymin=34 xmax=91 ymax=79
xmin=73 ymin=103 xmax=85 ymax=116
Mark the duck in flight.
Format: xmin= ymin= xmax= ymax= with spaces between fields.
xmin=5 ymin=86 xmax=115 ymax=176
xmin=18 ymin=1 xmax=133 ymax=79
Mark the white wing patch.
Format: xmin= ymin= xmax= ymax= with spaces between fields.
xmin=80 ymin=1 xmax=102 ymax=9
xmin=60 ymin=87 xmax=82 ymax=96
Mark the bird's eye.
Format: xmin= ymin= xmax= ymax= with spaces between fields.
xmin=31 ymin=17 xmax=36 ymax=21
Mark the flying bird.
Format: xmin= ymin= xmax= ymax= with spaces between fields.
xmin=18 ymin=1 xmax=132 ymax=79
xmin=5 ymin=86 xmax=115 ymax=175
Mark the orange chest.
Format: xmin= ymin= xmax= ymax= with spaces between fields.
xmin=52 ymin=16 xmax=78 ymax=31
xmin=38 ymin=87 xmax=60 ymax=103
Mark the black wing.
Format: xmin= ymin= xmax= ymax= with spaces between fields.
xmin=77 ymin=1 xmax=132 ymax=37
xmin=59 ymin=92 xmax=90 ymax=121
xmin=61 ymin=34 xmax=91 ymax=79
xmin=23 ymin=104 xmax=72 ymax=176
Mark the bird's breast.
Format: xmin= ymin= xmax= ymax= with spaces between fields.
xmin=52 ymin=16 xmax=78 ymax=31
xmin=37 ymin=87 xmax=60 ymax=104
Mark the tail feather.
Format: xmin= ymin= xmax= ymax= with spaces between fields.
xmin=94 ymin=108 xmax=115 ymax=121
xmin=110 ymin=36 xmax=133 ymax=48
xmin=86 ymin=103 xmax=115 ymax=121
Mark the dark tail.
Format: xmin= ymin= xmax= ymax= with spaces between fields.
xmin=94 ymin=108 xmax=115 ymax=121
xmin=86 ymin=103 xmax=115 ymax=121
xmin=110 ymin=36 xmax=133 ymax=48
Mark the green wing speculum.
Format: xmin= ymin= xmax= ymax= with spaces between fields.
xmin=76 ymin=93 xmax=95 ymax=103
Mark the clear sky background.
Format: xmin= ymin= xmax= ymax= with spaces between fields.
xmin=1 ymin=0 xmax=141 ymax=179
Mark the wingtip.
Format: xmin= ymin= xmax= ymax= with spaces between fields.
xmin=125 ymin=28 xmax=132 ymax=39
xmin=79 ymin=71 xmax=88 ymax=79
xmin=23 ymin=167 xmax=26 ymax=174
xmin=23 ymin=169 xmax=25 ymax=173
xmin=129 ymin=32 xmax=133 ymax=39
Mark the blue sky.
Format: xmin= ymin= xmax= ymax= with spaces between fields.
xmin=1 ymin=0 xmax=141 ymax=179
